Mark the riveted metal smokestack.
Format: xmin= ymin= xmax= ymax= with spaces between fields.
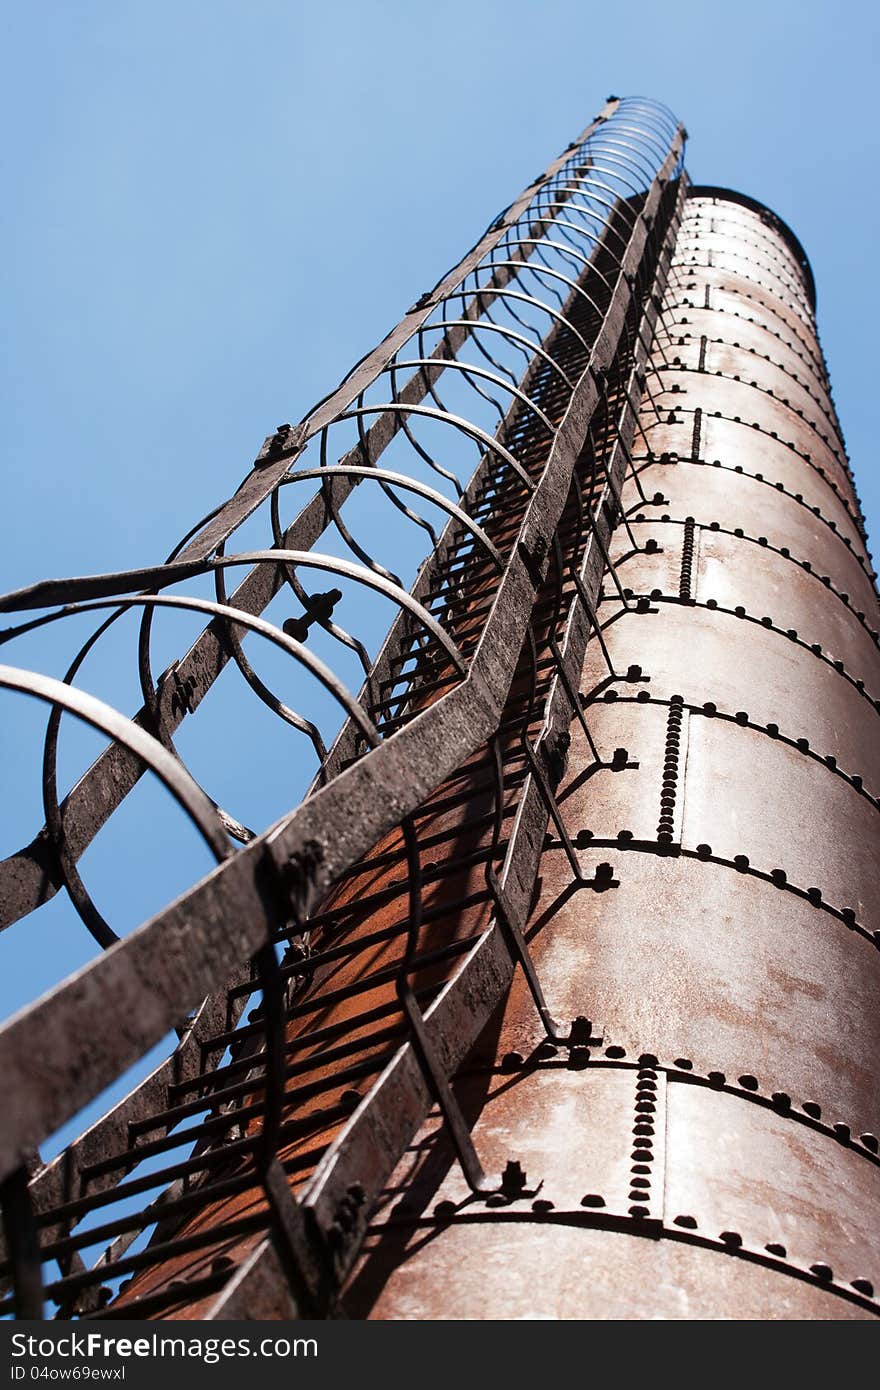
xmin=0 ymin=104 xmax=876 ymax=1323
xmin=343 ymin=186 xmax=880 ymax=1321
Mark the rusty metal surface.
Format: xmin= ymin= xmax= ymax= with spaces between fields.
xmin=343 ymin=1065 xmax=877 ymax=1319
xmin=1 ymin=116 xmax=876 ymax=1322
xmin=341 ymin=189 xmax=880 ymax=1320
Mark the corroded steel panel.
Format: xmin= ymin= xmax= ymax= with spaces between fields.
xmin=351 ymin=1225 xmax=874 ymax=1320
xmin=346 ymin=187 xmax=880 ymax=1320
xmin=583 ymin=604 xmax=880 ymax=785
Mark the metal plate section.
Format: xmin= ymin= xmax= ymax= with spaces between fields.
xmin=348 ymin=1209 xmax=873 ymax=1321
xmin=370 ymin=1065 xmax=643 ymax=1221
xmin=345 ymin=188 xmax=880 ymax=1320
xmin=664 ymin=1083 xmax=880 ymax=1283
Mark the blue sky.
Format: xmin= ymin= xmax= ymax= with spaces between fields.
xmin=1 ymin=2 xmax=878 ymax=1155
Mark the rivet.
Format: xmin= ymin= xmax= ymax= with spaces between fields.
xmin=859 ymin=1133 xmax=878 ymax=1153
xmin=738 ymin=1074 xmax=759 ymax=1091
xmin=581 ymin=1193 xmax=605 ymax=1208
xmin=802 ymin=1101 xmax=822 ymax=1120
xmin=708 ymin=1071 xmax=726 ymax=1087
xmin=765 ymin=1242 xmax=787 ymax=1257
xmin=810 ymin=1263 xmax=833 ymax=1282
xmin=674 ymin=1214 xmax=698 ymax=1228
xmin=720 ymin=1230 xmax=743 ymax=1249
xmin=606 ymin=1045 xmax=627 ymax=1059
